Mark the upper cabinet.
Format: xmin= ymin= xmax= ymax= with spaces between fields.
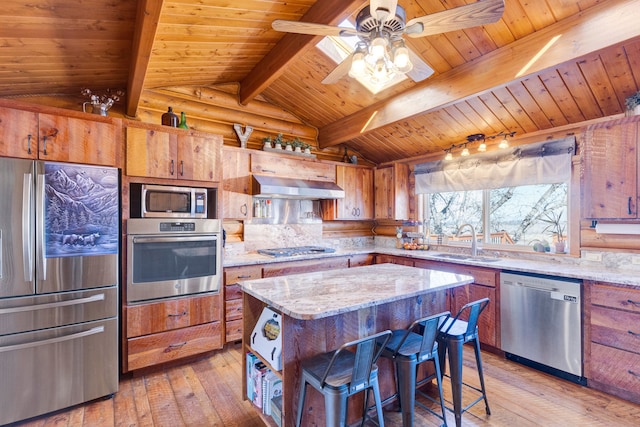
xmin=125 ymin=125 xmax=222 ymax=182
xmin=222 ymin=147 xmax=252 ymax=220
xmin=582 ymin=119 xmax=639 ymax=219
xmin=0 ymin=106 xmax=118 ymax=166
xmin=322 ymin=164 xmax=374 ymax=220
xmin=251 ymin=151 xmax=335 ymax=182
xmin=374 ymin=163 xmax=409 ymax=220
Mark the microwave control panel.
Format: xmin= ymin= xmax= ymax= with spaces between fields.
xmin=159 ymin=222 xmax=196 ymax=232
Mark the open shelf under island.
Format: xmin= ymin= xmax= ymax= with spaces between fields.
xmin=239 ymin=263 xmax=474 ymax=426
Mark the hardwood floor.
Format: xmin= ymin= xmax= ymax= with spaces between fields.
xmin=10 ymin=342 xmax=640 ymax=427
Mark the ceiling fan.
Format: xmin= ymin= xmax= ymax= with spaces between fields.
xmin=272 ymin=0 xmax=505 ymax=86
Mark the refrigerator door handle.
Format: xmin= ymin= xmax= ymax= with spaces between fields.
xmin=0 ymin=326 xmax=104 ymax=353
xmin=22 ymin=173 xmax=33 ymax=282
xmin=36 ymin=173 xmax=46 ymax=281
xmin=0 ymin=293 xmax=105 ymax=315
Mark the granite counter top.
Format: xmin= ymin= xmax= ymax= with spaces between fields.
xmin=239 ymin=263 xmax=473 ymax=320
xmin=225 ymin=246 xmax=640 ymax=287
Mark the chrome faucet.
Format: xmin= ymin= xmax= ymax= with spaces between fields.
xmin=456 ymin=223 xmax=478 ymax=257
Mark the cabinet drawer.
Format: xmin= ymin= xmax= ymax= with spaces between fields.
xmin=590 ymin=343 xmax=640 ymax=396
xmin=126 ymin=294 xmax=221 ymax=338
xmin=224 ymin=266 xmax=262 ymax=285
xmin=225 ymin=284 xmax=243 ymax=301
xmin=591 ymin=283 xmax=640 ymax=313
xmin=127 ymin=322 xmax=222 ymax=371
xmin=591 ymin=305 xmax=640 ymax=354
xmin=225 ymin=299 xmax=243 ymax=321
xmin=225 ymin=319 xmax=243 ymax=342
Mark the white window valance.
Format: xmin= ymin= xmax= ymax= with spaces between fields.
xmin=414 ymin=137 xmax=575 ymax=194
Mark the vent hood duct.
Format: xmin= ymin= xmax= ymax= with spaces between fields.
xmin=252 ymin=175 xmax=344 ymax=199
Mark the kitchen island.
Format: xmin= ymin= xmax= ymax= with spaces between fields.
xmin=240 ymin=263 xmax=474 ymax=426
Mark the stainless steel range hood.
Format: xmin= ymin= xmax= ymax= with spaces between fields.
xmin=252 ymin=175 xmax=344 ymax=199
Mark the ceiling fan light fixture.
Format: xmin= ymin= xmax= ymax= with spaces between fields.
xmin=349 ymin=51 xmax=367 ymax=77
xmin=370 ymin=35 xmax=388 ymax=60
xmin=499 ymin=136 xmax=509 ymax=149
xmin=477 ymin=141 xmax=487 ymax=152
xmin=393 ymin=42 xmax=412 ymax=72
xmin=461 ymin=144 xmax=470 ymax=156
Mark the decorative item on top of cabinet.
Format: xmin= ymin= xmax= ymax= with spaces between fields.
xmin=124 ymin=293 xmax=222 ymax=372
xmin=374 ymin=163 xmax=409 ymax=220
xmin=224 ymin=265 xmax=262 ymax=343
xmin=161 ymin=107 xmax=179 ymax=127
xmin=322 ymin=163 xmax=374 ymax=220
xmin=588 ymin=281 xmax=640 ymax=404
xmin=582 ymin=119 xmax=639 ymax=219
xmin=125 ymin=124 xmax=222 ymax=182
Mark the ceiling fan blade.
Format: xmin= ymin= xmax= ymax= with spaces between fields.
xmin=370 ymin=0 xmax=398 ymax=22
xmin=405 ymin=0 xmax=505 ymax=38
xmin=272 ymin=20 xmax=359 ymax=37
xmin=406 ymin=50 xmax=434 ymax=82
xmin=322 ymin=55 xmax=353 ymax=85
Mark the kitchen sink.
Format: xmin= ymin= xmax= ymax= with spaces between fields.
xmin=431 ymin=253 xmax=501 ymax=263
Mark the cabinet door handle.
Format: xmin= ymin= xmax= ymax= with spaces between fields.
xmin=629 ymin=369 xmax=640 ymax=379
xmin=180 ymin=160 xmax=184 ymax=176
xmin=628 ymin=299 xmax=640 ymax=307
xmin=170 ymin=159 xmax=175 ymax=175
xmin=237 ymin=275 xmax=251 ymax=279
xmin=629 ymin=196 xmax=634 ymax=215
xmin=27 ymin=134 xmax=32 ymax=154
xmin=261 ymin=169 xmax=276 ymax=174
xmin=42 ymin=135 xmax=48 ymax=155
xmin=628 ymin=330 xmax=640 ymax=338
xmin=167 ymin=310 xmax=187 ymax=317
xmin=165 ymin=342 xmax=187 ymax=352
xmin=240 ymin=203 xmax=247 ymax=216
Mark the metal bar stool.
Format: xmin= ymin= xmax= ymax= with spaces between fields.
xmin=296 ymin=329 xmax=392 ymax=427
xmin=438 ymin=297 xmax=491 ymax=427
xmin=377 ymin=311 xmax=451 ymax=427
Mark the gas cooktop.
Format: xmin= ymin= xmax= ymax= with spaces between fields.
xmin=257 ymin=246 xmax=336 ymax=257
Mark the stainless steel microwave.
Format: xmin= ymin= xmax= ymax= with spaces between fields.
xmin=130 ymin=183 xmax=208 ymax=218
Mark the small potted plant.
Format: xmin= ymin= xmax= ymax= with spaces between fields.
xmin=284 ymin=139 xmax=293 ymax=151
xmin=541 ymin=210 xmax=566 ymax=253
xmin=273 ymin=133 xmax=284 ymax=150
xmin=625 ymin=90 xmax=640 ymax=116
xmin=262 ymin=136 xmax=272 ymax=150
xmin=292 ymin=137 xmax=303 ymax=153
xmin=303 ymin=143 xmax=312 ymax=154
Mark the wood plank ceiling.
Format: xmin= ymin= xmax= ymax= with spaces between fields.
xmin=1 ymin=0 xmax=640 ymax=165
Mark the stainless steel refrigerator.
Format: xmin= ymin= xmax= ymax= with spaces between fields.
xmin=0 ymin=158 xmax=119 ymax=425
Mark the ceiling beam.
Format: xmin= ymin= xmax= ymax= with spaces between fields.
xmin=125 ymin=0 xmax=163 ymax=119
xmin=238 ymin=0 xmax=365 ymax=105
xmin=318 ymin=0 xmax=640 ymax=148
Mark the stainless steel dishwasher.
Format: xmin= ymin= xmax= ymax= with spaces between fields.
xmin=500 ymin=271 xmax=585 ymax=384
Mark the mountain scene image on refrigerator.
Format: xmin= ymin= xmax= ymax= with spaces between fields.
xmin=0 ymin=158 xmax=120 ymax=425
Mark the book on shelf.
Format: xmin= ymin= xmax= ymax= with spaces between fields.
xmin=262 ymin=371 xmax=282 ymax=416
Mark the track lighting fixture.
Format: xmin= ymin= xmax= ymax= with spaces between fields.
xmin=443 ymin=131 xmax=516 ymax=160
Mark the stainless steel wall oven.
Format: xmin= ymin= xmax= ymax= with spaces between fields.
xmin=126 ymin=218 xmax=222 ymax=303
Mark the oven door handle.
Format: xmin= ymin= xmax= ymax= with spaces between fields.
xmin=132 ymin=235 xmax=218 ymax=244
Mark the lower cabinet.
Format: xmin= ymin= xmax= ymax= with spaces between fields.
xmin=224 ymin=265 xmax=262 ymax=343
xmin=588 ymin=281 xmax=640 ymax=404
xmin=124 ymin=293 xmax=222 ymax=372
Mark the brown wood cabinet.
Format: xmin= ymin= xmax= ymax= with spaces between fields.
xmin=124 ymin=293 xmax=222 ymax=372
xmin=587 ymin=281 xmax=640 ymax=403
xmin=222 ymin=147 xmax=252 ymax=220
xmin=374 ymin=163 xmax=409 ymax=220
xmin=224 ymin=265 xmax=262 ymax=343
xmin=0 ymin=106 xmax=118 ymax=166
xmin=582 ymin=119 xmax=639 ymax=219
xmin=251 ymin=151 xmax=335 ymax=182
xmin=322 ymin=164 xmax=374 ymax=220
xmin=261 ymin=257 xmax=349 ymax=278
xmin=125 ymin=125 xmax=222 ymax=182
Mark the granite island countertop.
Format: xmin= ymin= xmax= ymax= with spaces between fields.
xmin=239 ymin=263 xmax=473 ymax=320
xmin=225 ymin=246 xmax=640 ymax=287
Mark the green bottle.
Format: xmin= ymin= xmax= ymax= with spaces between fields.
xmin=178 ymin=111 xmax=188 ymax=129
